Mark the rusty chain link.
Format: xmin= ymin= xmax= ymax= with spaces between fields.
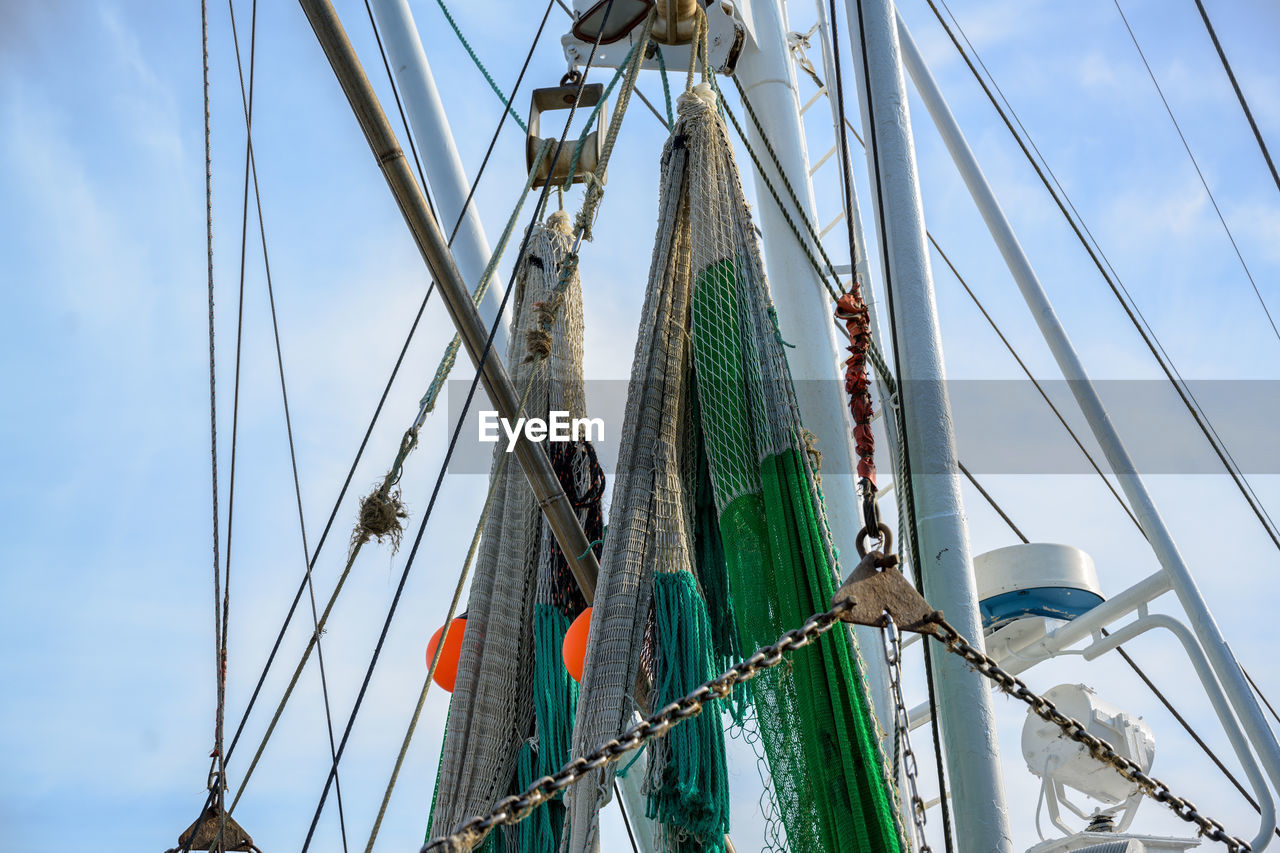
xmin=421 ymin=604 xmax=852 ymax=851
xmin=928 ymin=615 xmax=1252 ymax=852
xmin=883 ymin=615 xmax=932 ymax=853
xmin=423 ymin=571 xmax=1251 ymax=853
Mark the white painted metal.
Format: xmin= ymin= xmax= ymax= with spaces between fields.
xmin=1083 ymin=614 xmax=1275 ymax=850
xmin=1022 ymin=683 xmax=1155 ymax=805
xmin=896 ymin=13 xmax=1280 ymax=832
xmin=907 ymin=571 xmax=1174 ymax=726
xmin=368 ymin=0 xmax=509 ymax=354
xmin=1027 ymin=833 xmax=1198 ymax=853
xmin=974 ymin=543 xmax=1102 ymax=603
xmin=842 ymin=0 xmax=1013 ymax=848
xmin=733 ymin=0 xmax=892 ymax=727
xmin=912 ymin=599 xmax=1277 ymax=848
xmin=1007 ymin=571 xmax=1172 ymax=671
xmin=560 ymin=0 xmax=743 ymax=74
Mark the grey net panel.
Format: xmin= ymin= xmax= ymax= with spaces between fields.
xmin=430 ymin=214 xmax=589 ymax=844
xmin=561 ymin=113 xmax=700 ymax=852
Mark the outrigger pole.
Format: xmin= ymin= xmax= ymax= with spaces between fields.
xmin=843 ymin=0 xmax=1014 ymax=849
xmin=366 ymin=0 xmax=511 ymax=355
xmin=894 ymin=9 xmax=1280 ymax=828
xmin=295 ymin=0 xmax=600 ymax=598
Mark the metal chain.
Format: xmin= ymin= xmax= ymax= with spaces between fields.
xmin=421 ymin=604 xmax=854 ymax=852
xmin=883 ymin=616 xmax=930 ymax=853
xmin=423 ymin=591 xmax=1251 ymax=853
xmin=928 ymin=616 xmax=1253 ymax=852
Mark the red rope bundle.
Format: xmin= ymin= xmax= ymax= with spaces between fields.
xmin=836 ymin=289 xmax=876 ymax=487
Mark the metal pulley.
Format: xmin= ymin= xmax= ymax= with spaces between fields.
xmin=527 ymin=73 xmax=608 ymax=189
xmin=568 ymin=0 xmax=709 ymax=46
xmin=652 ymin=0 xmax=701 ymax=44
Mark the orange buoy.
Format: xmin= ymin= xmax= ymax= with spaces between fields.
xmin=562 ymin=606 xmax=593 ymax=683
xmin=425 ymin=616 xmax=467 ymax=693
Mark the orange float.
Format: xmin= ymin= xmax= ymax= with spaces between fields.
xmin=562 ymin=606 xmax=593 ymax=683
xmin=425 ymin=615 xmax=467 ymax=693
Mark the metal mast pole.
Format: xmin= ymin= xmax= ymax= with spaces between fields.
xmin=367 ymin=0 xmax=509 ymax=354
xmin=895 ymin=10 xmax=1280 ymax=809
xmin=733 ymin=0 xmax=892 ymax=721
xmin=842 ymin=0 xmax=1013 ymax=849
xmin=810 ymin=0 xmax=904 ymax=734
xmin=295 ymin=0 xmax=598 ymax=596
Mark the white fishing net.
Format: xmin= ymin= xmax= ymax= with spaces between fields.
xmin=430 ymin=212 xmax=589 ymax=846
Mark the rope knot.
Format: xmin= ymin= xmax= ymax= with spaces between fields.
xmin=676 ymin=82 xmax=717 ymax=116
xmin=546 ymin=209 xmax=572 ymax=235
xmin=351 ymin=486 xmax=408 ymax=553
xmin=525 ymin=329 xmax=553 ymax=362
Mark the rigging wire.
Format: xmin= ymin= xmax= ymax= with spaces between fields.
xmin=957 ymin=461 xmax=1028 ymax=545
xmin=1112 ymin=0 xmax=1280 ymax=346
xmin=1244 ymin=668 xmax=1280 ymax=730
xmin=929 ymin=237 xmax=1144 ymax=535
xmin=199 ymin=0 xmax=228 ymax=848
xmin=921 ymin=3 xmax=1280 ymax=732
xmin=846 ymin=3 xmax=955 ymax=850
xmin=614 ymin=779 xmax=643 ymax=853
xmin=296 ymin=5 xmax=625 ymax=848
xmin=827 ymin=3 xmax=956 ymax=849
xmin=774 ymin=13 xmax=1280 ymax=836
xmin=550 ymin=2 xmax=672 ymax=131
xmin=963 ymin=468 xmax=1280 ymax=840
xmin=1191 ymin=0 xmax=1280 ymax=197
xmin=926 ymin=0 xmax=1280 ymax=734
xmin=207 ymin=0 xmax=556 ymax=796
xmin=731 ymin=38 xmax=1143 ymax=542
xmin=222 ymin=0 xmax=352 ymax=849
xmin=923 ymin=0 xmax=1280 ymax=556
xmin=221 ymin=0 xmax=561 ymax=814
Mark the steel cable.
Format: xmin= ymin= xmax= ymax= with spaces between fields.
xmin=296 ymin=4 xmax=626 ymax=847
xmin=924 ymin=0 xmax=1280 ymax=554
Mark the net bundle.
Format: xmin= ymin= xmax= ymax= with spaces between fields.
xmin=429 ymin=212 xmax=603 ymax=853
xmin=564 ymin=84 xmax=904 ymax=853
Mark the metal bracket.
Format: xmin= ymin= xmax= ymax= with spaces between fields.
xmin=832 ymin=550 xmax=945 ymax=637
xmin=166 ymin=803 xmax=261 ymax=853
xmin=560 ymin=1 xmax=745 ymax=76
xmin=527 ymin=82 xmax=608 ymax=189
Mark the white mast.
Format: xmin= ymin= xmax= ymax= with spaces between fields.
xmin=733 ymin=0 xmax=893 ymax=725
xmin=367 ymin=0 xmax=510 ymax=353
xmin=894 ymin=11 xmax=1280 ymax=825
xmin=842 ymin=0 xmax=1013 ymax=849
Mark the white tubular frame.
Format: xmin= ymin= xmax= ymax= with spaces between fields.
xmin=368 ymin=0 xmax=510 ymax=353
xmin=842 ymin=0 xmax=1014 ymax=848
xmin=893 ymin=12 xmax=1280 ymax=847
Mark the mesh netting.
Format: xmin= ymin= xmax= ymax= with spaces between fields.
xmin=564 ymin=85 xmax=903 ymax=853
xmin=561 ymin=108 xmax=723 ymax=850
xmin=430 ymin=213 xmax=601 ymax=853
xmin=682 ymin=84 xmax=904 ymax=853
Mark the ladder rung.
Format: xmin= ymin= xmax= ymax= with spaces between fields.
xmin=810 ymin=143 xmax=838 ymax=176
xmin=819 ymin=211 xmax=845 ymax=238
xmin=799 ymin=86 xmax=827 ymax=115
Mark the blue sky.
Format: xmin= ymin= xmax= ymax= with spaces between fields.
xmin=1 ymin=1 xmax=1277 ymax=851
